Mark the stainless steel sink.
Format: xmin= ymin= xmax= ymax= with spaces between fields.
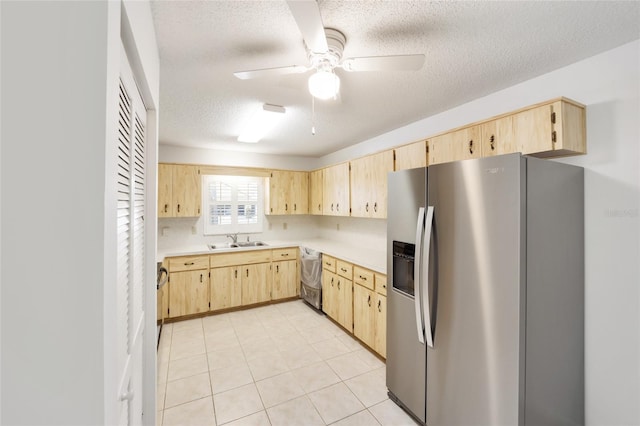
xmin=236 ymin=241 xmax=268 ymax=247
xmin=208 ymin=241 xmax=267 ymax=250
xmin=208 ymin=242 xmax=239 ymax=250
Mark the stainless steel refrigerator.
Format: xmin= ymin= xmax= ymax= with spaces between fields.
xmin=386 ymin=153 xmax=584 ymax=426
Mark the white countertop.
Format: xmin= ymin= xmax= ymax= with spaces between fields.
xmin=158 ymin=238 xmax=386 ymax=274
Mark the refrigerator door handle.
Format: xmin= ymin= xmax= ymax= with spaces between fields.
xmin=423 ymin=205 xmax=435 ymax=348
xmin=414 ymin=207 xmax=426 ymax=344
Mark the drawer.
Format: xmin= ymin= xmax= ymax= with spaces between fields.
xmin=322 ymin=254 xmax=336 ymax=272
xmin=272 ymin=247 xmax=298 ymax=261
xmin=168 ymin=255 xmax=209 ymax=272
xmin=375 ymin=273 xmax=387 ymax=296
xmin=336 ymin=260 xmax=353 ymax=279
xmin=210 ymin=249 xmax=272 ymax=268
xmin=353 ymin=266 xmax=374 ymax=290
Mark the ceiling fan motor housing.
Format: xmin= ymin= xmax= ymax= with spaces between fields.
xmin=308 ymin=28 xmax=346 ymax=70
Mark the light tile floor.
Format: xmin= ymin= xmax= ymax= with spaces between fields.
xmin=157 ymin=300 xmax=418 ymax=425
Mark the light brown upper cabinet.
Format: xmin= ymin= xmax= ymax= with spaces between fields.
xmin=428 ymin=125 xmax=482 ymax=165
xmin=309 ymin=169 xmax=324 ymax=215
xmin=350 ymin=150 xmax=394 ymax=219
xmin=512 ymin=98 xmax=586 ymax=157
xmin=266 ymin=170 xmax=309 ymax=215
xmin=158 ymin=164 xmax=202 ymax=218
xmin=394 ymin=140 xmax=429 ymax=170
xmin=481 ymin=115 xmax=516 ymax=157
xmin=323 ymin=162 xmax=350 ymax=216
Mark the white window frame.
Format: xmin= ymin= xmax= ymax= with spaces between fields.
xmin=203 ymin=175 xmax=264 ymax=235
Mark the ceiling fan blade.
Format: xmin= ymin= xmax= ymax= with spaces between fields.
xmin=286 ymin=0 xmax=328 ymax=53
xmin=340 ymin=54 xmax=426 ymax=72
xmin=234 ymin=65 xmax=309 ymax=80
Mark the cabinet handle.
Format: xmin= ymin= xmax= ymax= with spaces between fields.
xmin=235 ymin=270 xmax=237 ymax=278
xmin=359 ymin=275 xmax=367 ymax=281
xmin=200 ymin=274 xmax=203 ymax=283
xmin=285 ymin=203 xmax=288 ymax=211
xmin=325 ymin=262 xmax=331 ymax=266
xmin=374 ymin=202 xmax=378 ymax=213
xmin=365 ymin=202 xmax=369 ymax=212
xmin=281 ymin=253 xmax=289 ymax=257
xmin=469 ymin=139 xmax=474 ymax=154
xmin=331 ymin=203 xmax=334 ymax=211
xmin=336 ymin=203 xmax=340 ymax=212
xmin=378 ymin=299 xmax=381 ymax=312
xmin=294 ymin=203 xmax=297 ymax=211
xmin=177 ymin=204 xmax=181 ymax=213
xmin=184 ymin=262 xmax=195 ymax=266
xmin=490 ymin=134 xmax=495 ymax=151
xmin=318 ymin=204 xmax=321 ymax=211
xmin=368 ymin=294 xmax=371 ymax=306
xmin=246 ymin=269 xmax=249 ymax=278
xmin=164 ymin=204 xmax=168 ymax=213
xmin=276 ymin=265 xmax=279 ymax=273
xmin=337 ymin=280 xmax=341 ymax=290
xmin=341 ymin=267 xmax=347 ymax=273
xmin=331 ymin=277 xmax=334 ymax=286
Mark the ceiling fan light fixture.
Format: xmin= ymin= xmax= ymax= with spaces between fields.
xmin=308 ymin=69 xmax=340 ymax=100
xmin=237 ymin=103 xmax=286 ymax=143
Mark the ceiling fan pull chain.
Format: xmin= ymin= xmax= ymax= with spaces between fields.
xmin=311 ymin=95 xmax=316 ymax=135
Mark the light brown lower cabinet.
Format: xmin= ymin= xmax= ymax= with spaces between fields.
xmin=168 ymin=269 xmax=209 ymax=318
xmin=210 ymin=266 xmax=242 ymax=311
xmin=374 ymin=293 xmax=387 ymax=357
xmin=241 ymin=262 xmax=271 ymax=305
xmin=272 ymin=259 xmax=298 ymax=299
xmin=353 ymin=283 xmax=376 ymax=348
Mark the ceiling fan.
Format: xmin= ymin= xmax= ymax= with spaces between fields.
xmin=233 ymin=0 xmax=425 ymax=100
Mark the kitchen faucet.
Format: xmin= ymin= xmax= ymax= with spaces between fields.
xmin=225 ymin=233 xmax=238 ymax=244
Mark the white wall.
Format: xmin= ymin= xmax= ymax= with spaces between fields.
xmin=159 ymin=144 xmax=318 ymax=171
xmin=1 ymin=2 xmax=112 ymax=423
xmin=320 ymin=40 xmax=640 ymax=426
xmin=1 ymin=1 xmax=159 ymax=425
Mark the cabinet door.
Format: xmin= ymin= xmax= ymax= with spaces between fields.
xmin=353 ymin=284 xmax=375 ymax=348
xmin=369 ymin=150 xmax=394 ymax=219
xmin=337 ymin=277 xmax=353 ymax=332
xmin=374 ymin=293 xmax=387 ymax=358
xmin=513 ymin=103 xmax=554 ymax=155
xmin=323 ymin=163 xmax=350 ymax=216
xmin=267 ymin=170 xmax=289 ymax=215
xmin=290 ymin=171 xmax=309 ymax=215
xmin=349 ymin=156 xmax=371 ymax=218
xmin=173 ymin=165 xmax=201 ymax=217
xmin=169 ymin=270 xmax=209 ymax=318
xmin=241 ymin=262 xmax=271 ymax=305
xmin=272 ymin=260 xmax=298 ymax=299
xmin=322 ymin=270 xmax=337 ymax=320
xmin=309 ymin=169 xmax=323 ymax=215
xmin=395 ymin=140 xmax=428 ymax=170
xmin=429 ymin=126 xmax=481 ymax=165
xmin=158 ymin=164 xmax=173 ymax=218
xmin=481 ymin=116 xmax=516 ymax=157
xmin=210 ymin=266 xmax=241 ymax=311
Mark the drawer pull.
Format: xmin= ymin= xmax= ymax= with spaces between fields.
xmin=281 ymin=253 xmax=289 ymax=257
xmin=359 ymin=275 xmax=367 ymax=281
xmin=184 ymin=262 xmax=195 ymax=266
xmin=341 ymin=267 xmax=347 ymax=273
xmin=325 ymin=262 xmax=331 ymax=266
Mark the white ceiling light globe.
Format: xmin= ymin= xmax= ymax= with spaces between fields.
xmin=308 ymin=70 xmax=340 ymax=100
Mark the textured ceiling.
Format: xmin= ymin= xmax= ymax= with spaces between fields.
xmin=150 ymin=1 xmax=640 ymax=157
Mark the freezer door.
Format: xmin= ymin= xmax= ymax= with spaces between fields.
xmin=426 ymin=154 xmax=526 ymax=426
xmin=386 ymin=168 xmax=427 ymax=424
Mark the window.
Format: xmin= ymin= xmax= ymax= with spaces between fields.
xmin=203 ymin=175 xmax=264 ymax=235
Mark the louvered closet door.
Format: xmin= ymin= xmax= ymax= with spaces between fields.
xmin=116 ymin=44 xmax=147 ymax=426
